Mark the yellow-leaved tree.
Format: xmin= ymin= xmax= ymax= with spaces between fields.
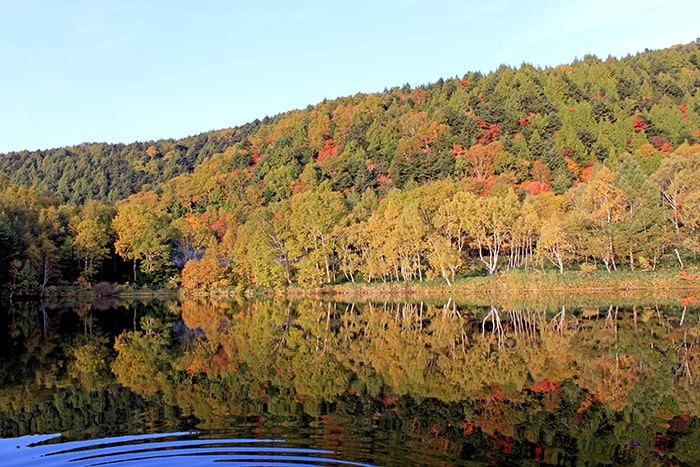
xmin=112 ymin=192 xmax=173 ymax=283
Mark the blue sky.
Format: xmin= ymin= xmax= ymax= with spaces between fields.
xmin=0 ymin=0 xmax=698 ymax=153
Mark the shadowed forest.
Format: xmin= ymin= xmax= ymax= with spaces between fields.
xmin=2 ymin=41 xmax=700 ymax=295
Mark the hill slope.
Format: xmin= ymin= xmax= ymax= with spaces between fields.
xmin=1 ymin=41 xmax=700 ymax=291
xmin=1 ymin=41 xmax=699 ymax=204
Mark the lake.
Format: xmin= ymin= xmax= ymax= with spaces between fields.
xmin=1 ymin=294 xmax=699 ymax=465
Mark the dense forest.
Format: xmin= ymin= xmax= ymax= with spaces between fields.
xmin=2 ymin=41 xmax=700 ymax=295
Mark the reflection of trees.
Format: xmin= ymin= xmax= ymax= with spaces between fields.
xmin=0 ymin=384 xmax=189 ymax=439
xmin=333 ymin=301 xmax=580 ymax=401
xmin=6 ymin=297 xmax=700 ymax=464
xmin=111 ymin=316 xmax=174 ymax=397
xmin=67 ymin=334 xmax=111 ymax=391
xmin=2 ymin=301 xmax=64 ymax=389
xmin=164 ymin=298 xmax=700 ymax=429
xmin=572 ymin=304 xmax=694 ymax=413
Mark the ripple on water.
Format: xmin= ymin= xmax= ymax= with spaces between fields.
xmin=1 ymin=432 xmax=383 ymax=467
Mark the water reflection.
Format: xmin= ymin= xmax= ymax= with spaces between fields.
xmin=1 ymin=296 xmax=699 ymax=465
xmin=2 ymin=432 xmax=380 ymax=466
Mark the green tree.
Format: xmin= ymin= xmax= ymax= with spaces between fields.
xmin=614 ymin=156 xmax=666 ymax=269
xmin=0 ymin=212 xmax=24 ymax=288
xmin=567 ymin=165 xmax=625 ymax=271
xmin=27 ymin=233 xmax=60 ymax=297
xmin=170 ymin=212 xmax=216 ymax=268
xmin=233 ymin=202 xmax=294 ymax=287
xmin=538 ymin=212 xmax=571 ymax=273
xmin=468 ymin=189 xmax=521 ymax=274
xmin=73 ymin=218 xmax=111 ymax=281
xmin=430 ymin=185 xmax=476 ymax=284
xmin=522 ymin=192 xmax=574 ymax=273
xmin=652 ymin=148 xmax=700 ymax=265
xmin=289 ymin=181 xmax=347 ymax=286
xmin=112 ymin=193 xmax=173 ymax=283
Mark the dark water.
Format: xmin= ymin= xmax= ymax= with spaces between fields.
xmin=1 ymin=296 xmax=699 ymax=465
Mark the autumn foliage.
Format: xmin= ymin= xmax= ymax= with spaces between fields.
xmin=1 ymin=41 xmax=700 ymax=291
xmin=181 ymin=255 xmax=227 ymax=290
xmin=522 ymin=180 xmax=550 ymax=195
xmin=632 ymin=117 xmax=648 ymax=132
xmin=316 ymin=138 xmax=339 ymax=163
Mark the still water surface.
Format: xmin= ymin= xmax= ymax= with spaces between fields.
xmin=1 ymin=295 xmax=699 ymax=465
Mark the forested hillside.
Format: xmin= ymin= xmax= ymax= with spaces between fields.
xmin=0 ymin=126 xmax=263 ymax=204
xmin=1 ymin=40 xmax=700 ymax=294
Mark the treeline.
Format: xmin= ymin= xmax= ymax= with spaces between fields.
xmin=1 ymin=41 xmax=700 ymax=293
xmin=0 ymin=127 xmax=262 ymax=204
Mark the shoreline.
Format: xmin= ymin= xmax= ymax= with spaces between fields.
xmin=25 ymin=269 xmax=700 ymax=309
xmin=216 ymin=269 xmax=700 ymax=302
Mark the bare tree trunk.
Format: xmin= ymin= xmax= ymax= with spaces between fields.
xmin=557 ymin=251 xmax=564 ymax=274
xmin=675 ymin=248 xmax=685 ymax=269
xmin=324 ymin=255 xmax=332 ymax=284
xmin=629 ymin=248 xmax=635 ymax=271
xmin=40 ymin=257 xmax=51 ymax=298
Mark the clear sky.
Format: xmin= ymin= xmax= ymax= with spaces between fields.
xmin=0 ymin=0 xmax=698 ymax=153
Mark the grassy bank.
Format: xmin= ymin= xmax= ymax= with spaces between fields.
xmin=39 ymin=283 xmax=179 ymax=308
xmin=273 ymin=268 xmax=700 ymax=302
xmin=44 ymin=269 xmax=698 ymax=306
